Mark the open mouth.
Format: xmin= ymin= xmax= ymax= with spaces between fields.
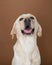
xmin=21 ymin=28 xmax=34 ymax=35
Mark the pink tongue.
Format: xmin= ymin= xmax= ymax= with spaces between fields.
xmin=24 ymin=29 xmax=32 ymax=33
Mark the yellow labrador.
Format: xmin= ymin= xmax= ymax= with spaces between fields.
xmin=10 ymin=13 xmax=42 ymax=65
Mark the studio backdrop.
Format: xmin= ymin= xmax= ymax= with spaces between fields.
xmin=0 ymin=0 xmax=52 ymax=65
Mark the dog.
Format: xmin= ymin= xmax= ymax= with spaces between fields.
xmin=10 ymin=13 xmax=42 ymax=65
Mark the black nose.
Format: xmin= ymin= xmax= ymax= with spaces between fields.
xmin=24 ymin=18 xmax=31 ymax=29
xmin=24 ymin=18 xmax=31 ymax=23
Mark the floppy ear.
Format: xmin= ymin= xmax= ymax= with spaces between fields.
xmin=35 ymin=18 xmax=42 ymax=37
xmin=37 ymin=22 xmax=42 ymax=37
xmin=10 ymin=23 xmax=16 ymax=39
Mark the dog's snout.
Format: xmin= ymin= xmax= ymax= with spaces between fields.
xmin=24 ymin=18 xmax=31 ymax=28
xmin=24 ymin=18 xmax=31 ymax=23
xmin=25 ymin=25 xmax=30 ymax=29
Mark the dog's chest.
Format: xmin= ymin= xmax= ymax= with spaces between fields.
xmin=19 ymin=36 xmax=36 ymax=55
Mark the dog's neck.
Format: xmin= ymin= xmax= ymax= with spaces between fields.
xmin=17 ymin=35 xmax=37 ymax=55
xmin=14 ymin=34 xmax=38 ymax=56
xmin=17 ymin=34 xmax=37 ymax=45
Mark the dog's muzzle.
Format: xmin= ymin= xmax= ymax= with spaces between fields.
xmin=21 ymin=18 xmax=34 ymax=35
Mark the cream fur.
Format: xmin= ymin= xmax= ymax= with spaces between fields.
xmin=10 ymin=13 xmax=42 ymax=65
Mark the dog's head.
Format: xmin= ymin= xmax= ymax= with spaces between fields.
xmin=10 ymin=14 xmax=42 ymax=39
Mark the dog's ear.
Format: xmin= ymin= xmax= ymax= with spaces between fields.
xmin=37 ymin=22 xmax=42 ymax=37
xmin=10 ymin=22 xmax=16 ymax=39
xmin=35 ymin=18 xmax=42 ymax=37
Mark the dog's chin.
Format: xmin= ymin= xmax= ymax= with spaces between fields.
xmin=21 ymin=28 xmax=34 ymax=35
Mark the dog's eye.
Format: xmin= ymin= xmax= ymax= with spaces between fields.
xmin=30 ymin=17 xmax=34 ymax=19
xmin=19 ymin=18 xmax=24 ymax=21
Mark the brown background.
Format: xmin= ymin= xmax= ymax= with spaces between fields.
xmin=0 ymin=0 xmax=52 ymax=65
